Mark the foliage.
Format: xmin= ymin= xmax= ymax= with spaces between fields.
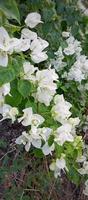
xmin=0 ymin=0 xmax=88 ymax=199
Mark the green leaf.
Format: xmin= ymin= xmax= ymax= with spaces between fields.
xmin=34 ymin=149 xmax=44 ymax=158
xmin=11 ymin=57 xmax=23 ymax=76
xmin=0 ymin=67 xmax=15 ymax=86
xmin=55 ymin=143 xmax=63 ymax=157
xmin=48 ymin=135 xmax=54 ymax=146
xmin=0 ymin=0 xmax=20 ymax=23
xmin=25 ymin=98 xmax=37 ymax=112
xmin=67 ymin=166 xmax=81 ymax=186
xmin=18 ymin=80 xmax=31 ymax=98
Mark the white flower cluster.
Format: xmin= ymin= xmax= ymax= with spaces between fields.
xmin=51 ymin=31 xmax=88 ymax=82
xmin=50 ymin=47 xmax=67 ymax=72
xmin=63 ymin=34 xmax=82 ymax=56
xmin=0 ymin=12 xmax=49 ymax=67
xmin=33 ymin=67 xmax=58 ymax=106
xmin=15 ymin=95 xmax=80 ymax=177
xmin=67 ymin=55 xmax=88 ymax=82
xmin=22 ymin=62 xmax=58 ymax=106
xmin=16 ymin=107 xmax=54 ymax=155
xmin=51 ymin=94 xmax=80 ymax=145
xmin=0 ymin=11 xmax=84 ymax=184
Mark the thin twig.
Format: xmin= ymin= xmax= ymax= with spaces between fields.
xmin=48 ymin=179 xmax=56 ymax=200
xmin=0 ymin=147 xmax=16 ymax=161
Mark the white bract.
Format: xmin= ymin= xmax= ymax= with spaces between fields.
xmin=0 ymin=83 xmax=10 ymax=96
xmin=0 ymin=104 xmax=18 ymax=122
xmin=62 ymin=31 xmax=70 ymax=38
xmin=54 ymin=123 xmax=74 ymax=145
xmin=25 ymin=12 xmax=43 ymax=28
xmin=16 ymin=126 xmax=53 ymax=152
xmin=21 ymin=28 xmax=37 ymax=40
xmin=30 ymin=37 xmax=49 ymax=63
xmin=51 ymin=47 xmax=67 ymax=72
xmin=67 ymin=55 xmax=88 ymax=82
xmin=51 ymin=94 xmax=72 ymax=124
xmin=0 ymin=83 xmax=10 ymax=112
xmin=22 ymin=61 xmax=37 ymax=82
xmin=50 ymin=155 xmax=68 ymax=178
xmin=0 ymin=27 xmax=21 ymax=67
xmin=42 ymin=142 xmax=55 ymax=156
xmin=64 ymin=35 xmax=82 ymax=56
xmin=18 ymin=107 xmax=45 ymax=127
xmin=16 ymin=127 xmax=42 ymax=152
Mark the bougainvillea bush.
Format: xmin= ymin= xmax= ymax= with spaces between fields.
xmin=1 ymin=0 xmax=88 ymax=198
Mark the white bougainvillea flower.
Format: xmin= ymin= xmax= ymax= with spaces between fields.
xmin=31 ymin=114 xmax=45 ymax=127
xmin=0 ymin=27 xmax=21 ymax=67
xmin=30 ymin=37 xmax=49 ymax=63
xmin=67 ymin=66 xmax=85 ymax=82
xmin=76 ymin=155 xmax=86 ymax=163
xmin=31 ymin=51 xmax=48 ymax=63
xmin=21 ymin=28 xmax=37 ymax=40
xmin=18 ymin=107 xmax=33 ymax=126
xmin=16 ymin=126 xmax=53 ymax=153
xmin=25 ymin=12 xmax=43 ymax=28
xmin=67 ymin=117 xmax=80 ymax=135
xmin=66 ymin=55 xmax=88 ymax=82
xmin=14 ymin=38 xmax=31 ymax=52
xmin=33 ymin=87 xmax=56 ymax=106
xmin=40 ymin=127 xmax=52 ymax=142
xmin=0 ymin=104 xmax=18 ymax=122
xmin=83 ymin=180 xmax=88 ymax=196
xmin=50 ymin=155 xmax=68 ymax=178
xmin=52 ymin=94 xmax=72 ymax=124
xmin=0 ymin=83 xmax=11 ymax=113
xmin=51 ymin=47 xmax=67 ymax=72
xmin=78 ymin=161 xmax=88 ymax=175
xmin=30 ymin=37 xmax=49 ymax=53
xmin=42 ymin=142 xmax=55 ymax=156
xmin=15 ymin=127 xmax=41 ymax=152
xmin=36 ymin=68 xmax=58 ymax=86
xmin=18 ymin=107 xmax=45 ymax=127
xmin=23 ymin=61 xmax=37 ymax=82
xmin=63 ymin=35 xmax=82 ymax=56
xmin=15 ymin=28 xmax=38 ymax=53
xmin=62 ymin=31 xmax=70 ymax=38
xmin=54 ymin=123 xmax=74 ymax=145
xmin=16 ymin=127 xmax=42 ymax=152
xmin=33 ymin=68 xmax=58 ymax=106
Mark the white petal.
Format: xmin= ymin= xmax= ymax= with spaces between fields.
xmin=15 ymin=135 xmax=23 ymax=144
xmin=21 ymin=28 xmax=37 ymax=40
xmin=0 ymin=27 xmax=10 ymax=46
xmin=42 ymin=142 xmax=55 ymax=155
xmin=32 ymin=139 xmax=41 ymax=148
xmin=14 ymin=39 xmax=30 ymax=52
xmin=25 ymin=12 xmax=43 ymax=28
xmin=0 ymin=52 xmax=8 ymax=67
xmin=25 ymin=142 xmax=31 ymax=152
xmin=31 ymin=51 xmax=48 ymax=63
